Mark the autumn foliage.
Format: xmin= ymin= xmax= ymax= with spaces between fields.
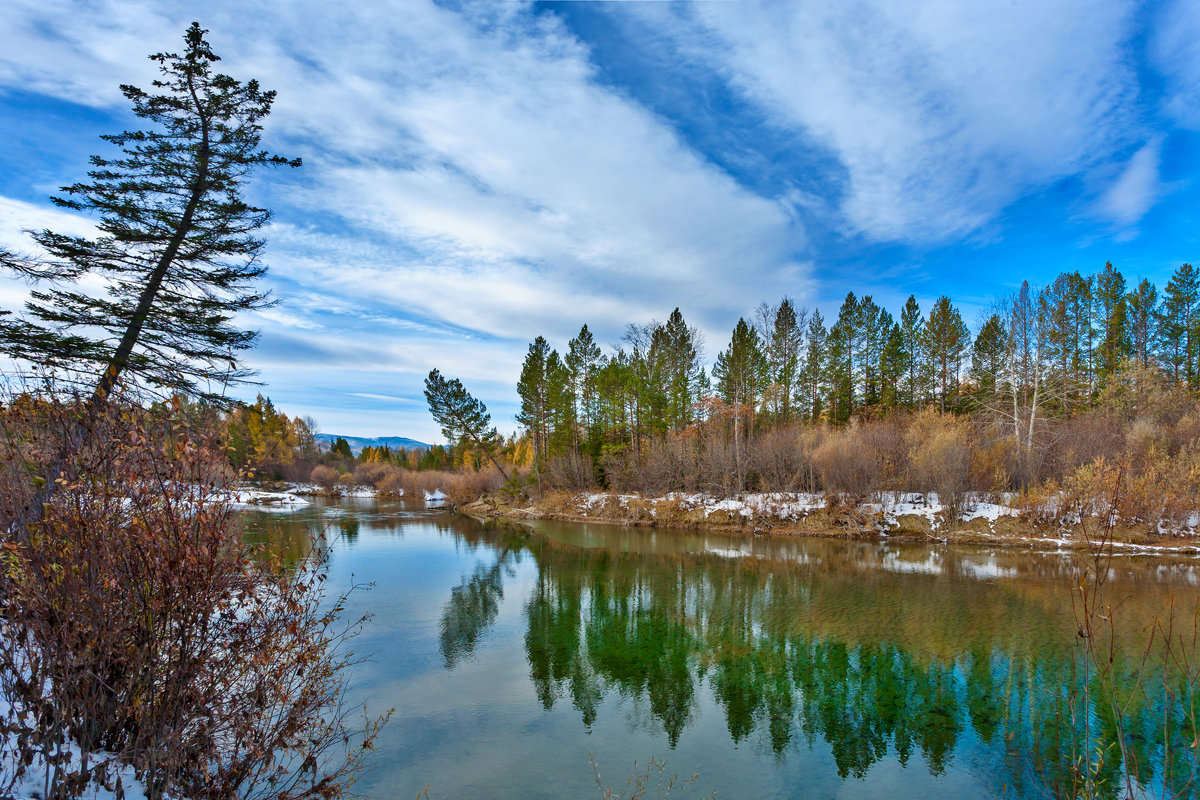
xmin=0 ymin=395 xmax=387 ymax=800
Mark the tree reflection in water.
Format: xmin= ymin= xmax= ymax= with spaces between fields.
xmin=440 ymin=521 xmax=1199 ymax=798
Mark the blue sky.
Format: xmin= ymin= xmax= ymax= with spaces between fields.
xmin=1 ymin=0 xmax=1198 ymax=442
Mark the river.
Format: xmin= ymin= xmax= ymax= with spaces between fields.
xmin=242 ymin=497 xmax=1200 ymax=799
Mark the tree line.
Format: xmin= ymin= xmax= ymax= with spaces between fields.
xmin=515 ymin=261 xmax=1200 ymax=492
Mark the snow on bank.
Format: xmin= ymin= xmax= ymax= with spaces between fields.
xmin=573 ymin=490 xmax=1194 ymax=535
xmin=218 ymin=487 xmax=311 ymax=512
xmin=577 ymin=490 xmax=1003 ymax=527
xmin=287 ymin=483 xmax=385 ymax=498
xmin=580 ymin=491 xmax=827 ymax=521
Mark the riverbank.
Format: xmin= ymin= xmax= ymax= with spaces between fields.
xmin=463 ymin=490 xmax=1200 ymax=553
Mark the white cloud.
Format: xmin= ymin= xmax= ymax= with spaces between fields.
xmin=0 ymin=195 xmax=97 ymax=245
xmin=1152 ymin=0 xmax=1200 ymax=129
xmin=0 ymin=1 xmax=811 ymax=433
xmin=1096 ymin=138 xmax=1163 ymax=228
xmin=0 ymin=195 xmax=105 ymax=309
xmin=649 ymin=0 xmax=1142 ymax=241
xmin=0 ymin=0 xmax=1180 ymax=437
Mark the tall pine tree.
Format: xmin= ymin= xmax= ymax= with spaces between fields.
xmin=0 ymin=24 xmax=300 ymax=405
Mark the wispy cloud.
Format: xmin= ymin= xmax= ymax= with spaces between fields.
xmin=1152 ymin=0 xmax=1200 ymax=130
xmin=1096 ymin=138 xmax=1164 ymax=230
xmin=635 ymin=0 xmax=1143 ymax=241
xmin=0 ymin=0 xmax=1193 ymax=439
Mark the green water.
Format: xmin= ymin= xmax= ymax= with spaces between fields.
xmin=242 ymin=497 xmax=1200 ymax=799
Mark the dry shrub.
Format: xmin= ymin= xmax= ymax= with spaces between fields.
xmin=0 ymin=397 xmax=387 ymax=800
xmin=394 ymin=469 xmax=441 ymax=496
xmin=389 ymin=466 xmax=510 ymax=504
xmin=812 ymin=420 xmax=901 ymax=499
xmin=1047 ymin=409 xmax=1126 ymax=481
xmin=857 ymin=420 xmax=906 ymax=488
xmin=970 ymin=437 xmax=1016 ymax=495
xmin=310 ymin=463 xmax=339 ymax=489
xmin=353 ymin=461 xmax=395 ymax=487
xmin=1170 ymin=411 xmax=1200 ymax=454
xmin=544 ymin=452 xmax=597 ymax=491
xmin=1080 ymin=448 xmax=1200 ymax=531
xmin=1124 ymin=416 xmax=1163 ymax=460
xmin=696 ymin=436 xmax=738 ymax=495
xmin=603 ymin=437 xmax=696 ymax=496
xmin=813 ymin=425 xmax=877 ymax=498
xmin=441 ymin=465 xmax=510 ymax=504
xmin=376 ymin=470 xmax=406 ymax=496
xmin=905 ymin=410 xmax=973 ymax=516
xmin=275 ymin=459 xmax=315 ymax=484
xmin=748 ymin=425 xmax=823 ymax=492
xmin=599 ymin=448 xmax=638 ymax=493
xmin=642 ymin=436 xmax=697 ymax=495
xmin=1061 ymin=455 xmax=1122 ymax=524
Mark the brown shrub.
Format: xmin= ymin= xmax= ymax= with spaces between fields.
xmin=384 ymin=466 xmax=512 ymax=504
xmin=0 ymin=397 xmax=386 ymax=800
xmin=813 ymin=424 xmax=882 ymax=499
xmin=310 ymin=464 xmax=339 ymax=489
xmin=969 ymin=437 xmax=1017 ymax=495
xmin=857 ymin=419 xmax=906 ymax=489
xmin=544 ymin=452 xmax=597 ymax=491
xmin=811 ymin=419 xmax=908 ymax=499
xmin=696 ymin=436 xmax=739 ymax=495
xmin=353 ymin=461 xmax=394 ymax=487
xmin=440 ymin=465 xmax=511 ymax=504
xmin=1047 ymin=409 xmax=1126 ymax=481
xmin=599 ymin=448 xmax=638 ymax=493
xmin=376 ymin=470 xmax=406 ymax=496
xmin=748 ymin=425 xmax=823 ymax=492
xmin=602 ymin=437 xmax=697 ymax=495
xmin=905 ymin=410 xmax=974 ymax=516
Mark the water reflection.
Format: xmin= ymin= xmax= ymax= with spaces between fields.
xmin=442 ymin=558 xmax=507 ymax=669
xmin=446 ymin=520 xmax=1199 ymax=797
xmin=244 ymin=502 xmax=1200 ymax=799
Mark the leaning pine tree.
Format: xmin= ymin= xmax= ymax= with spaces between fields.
xmin=0 ymin=22 xmax=299 ymax=406
xmin=424 ymin=369 xmax=510 ymax=481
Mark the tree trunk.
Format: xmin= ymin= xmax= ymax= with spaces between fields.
xmin=90 ymin=72 xmax=212 ymax=411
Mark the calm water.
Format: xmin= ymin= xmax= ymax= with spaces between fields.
xmin=242 ymin=497 xmax=1200 ymax=799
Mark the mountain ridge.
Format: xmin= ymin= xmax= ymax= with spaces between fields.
xmin=314 ymin=433 xmax=433 ymax=455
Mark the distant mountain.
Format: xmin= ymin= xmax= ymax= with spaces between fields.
xmin=315 ymin=433 xmax=433 ymax=455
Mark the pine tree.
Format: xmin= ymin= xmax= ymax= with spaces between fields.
xmin=762 ymin=298 xmax=805 ymax=422
xmin=830 ymin=293 xmax=858 ymax=418
xmin=424 ymin=369 xmax=509 ymax=480
xmin=899 ymin=296 xmax=925 ymax=407
xmin=1094 ymin=261 xmax=1130 ymax=385
xmin=713 ymin=318 xmax=767 ymax=486
xmin=545 ymin=350 xmax=575 ymax=456
xmin=925 ymin=296 xmax=970 ymax=413
xmin=1159 ymin=263 xmax=1199 ymax=386
xmin=879 ymin=323 xmax=904 ymax=409
xmin=1076 ymin=273 xmax=1097 ymax=397
xmin=798 ymin=311 xmax=828 ymax=421
xmin=516 ymin=336 xmax=551 ymax=479
xmin=971 ymin=314 xmax=1006 ymax=398
xmin=623 ymin=323 xmax=667 ymax=450
xmin=1127 ymin=278 xmax=1158 ymax=370
xmin=655 ymin=308 xmax=704 ymax=433
xmin=566 ymin=324 xmax=602 ymax=451
xmin=0 ymin=24 xmax=299 ymax=405
xmin=855 ymin=296 xmax=890 ymax=409
xmin=330 ymin=437 xmax=353 ymax=460
xmin=1043 ymin=273 xmax=1078 ymax=411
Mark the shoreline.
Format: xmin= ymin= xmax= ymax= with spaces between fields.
xmin=462 ymin=490 xmax=1200 ymax=555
